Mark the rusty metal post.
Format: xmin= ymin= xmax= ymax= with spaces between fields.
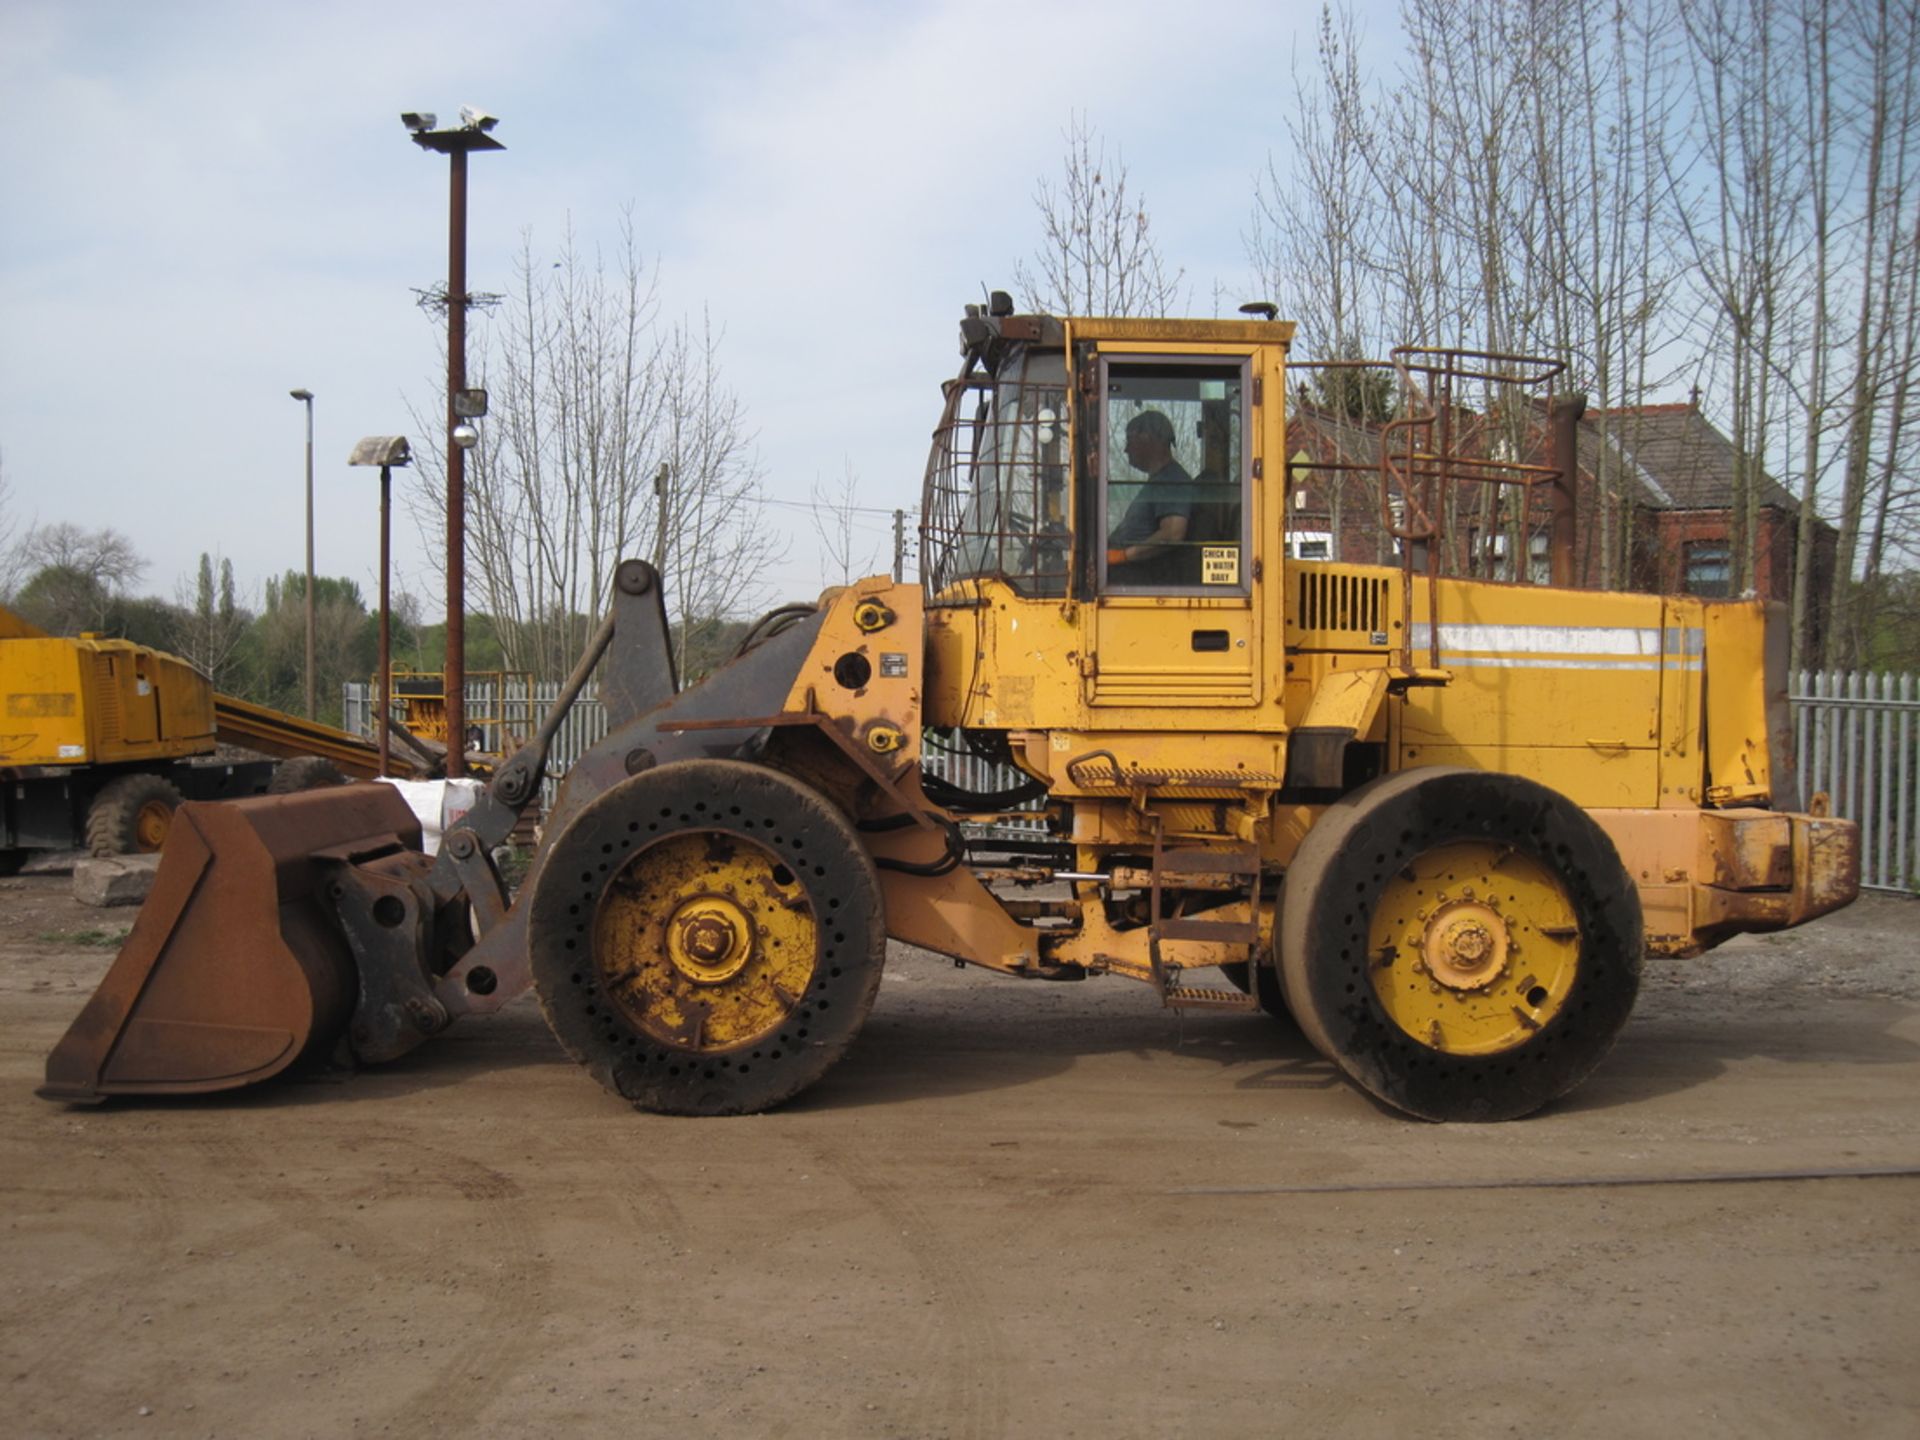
xmin=444 ymin=145 xmax=468 ymax=776
xmin=1549 ymin=393 xmax=1587 ymax=588
xmin=409 ymin=114 xmax=503 ymax=779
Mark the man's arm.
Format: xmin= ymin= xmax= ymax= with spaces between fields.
xmin=1108 ymin=512 xmax=1190 ymax=567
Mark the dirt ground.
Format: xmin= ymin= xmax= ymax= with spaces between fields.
xmin=2 ymin=860 xmax=1917 ymax=1440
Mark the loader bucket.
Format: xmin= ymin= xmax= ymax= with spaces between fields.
xmin=39 ymin=785 xmax=423 ymax=1102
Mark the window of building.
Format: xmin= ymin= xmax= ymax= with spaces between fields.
xmin=1684 ymin=540 xmax=1731 ymax=597
xmin=1286 ymin=531 xmax=1333 ymax=561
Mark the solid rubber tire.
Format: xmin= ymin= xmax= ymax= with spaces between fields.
xmin=526 ymin=759 xmax=887 ymax=1117
xmin=1279 ymin=767 xmax=1642 ymax=1122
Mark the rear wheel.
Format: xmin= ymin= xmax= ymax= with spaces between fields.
xmin=527 ymin=759 xmax=886 ymax=1116
xmin=1279 ymin=768 xmax=1642 ymax=1122
xmin=0 ymin=850 xmax=26 ymax=876
xmin=85 ymin=773 xmax=185 ymax=856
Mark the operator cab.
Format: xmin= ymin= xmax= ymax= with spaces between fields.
xmin=921 ymin=297 xmax=1258 ymax=605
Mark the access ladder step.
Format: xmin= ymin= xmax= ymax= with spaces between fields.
xmin=1163 ymin=984 xmax=1261 ymax=1012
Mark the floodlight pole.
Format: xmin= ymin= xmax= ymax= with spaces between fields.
xmin=410 ymin=119 xmax=503 ymax=777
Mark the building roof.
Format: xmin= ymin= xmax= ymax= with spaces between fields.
xmin=1587 ymin=403 xmax=1802 ymax=513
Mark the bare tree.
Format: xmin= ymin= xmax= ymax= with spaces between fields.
xmin=1015 ymin=115 xmax=1184 ymax=317
xmin=1254 ymin=1 xmax=1686 ymax=584
xmin=10 ymin=522 xmax=146 ymax=634
xmin=1528 ymin=0 xmax=1688 ymax=589
xmin=1824 ymin=0 xmax=1919 ymax=665
xmin=1247 ymin=0 xmax=1919 ymax=660
xmin=407 ymin=215 xmax=778 ymax=681
xmin=1858 ymin=8 xmax=1920 ymax=639
xmin=1251 ymin=5 xmax=1383 ymax=362
xmin=653 ymin=310 xmax=783 ymax=674
xmin=0 ymin=448 xmax=28 ymax=602
xmin=1671 ymin=0 xmax=1809 ymax=597
xmin=811 ymin=461 xmax=881 ymax=585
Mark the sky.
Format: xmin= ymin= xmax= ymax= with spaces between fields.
xmin=0 ymin=0 xmax=1407 ymax=621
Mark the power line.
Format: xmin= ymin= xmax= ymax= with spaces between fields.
xmin=756 ymin=495 xmax=915 ymax=518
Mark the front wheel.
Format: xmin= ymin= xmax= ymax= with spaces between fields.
xmin=1279 ymin=768 xmax=1642 ymax=1122
xmin=526 ymin=759 xmax=887 ymax=1116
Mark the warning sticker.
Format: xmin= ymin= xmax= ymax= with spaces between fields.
xmin=1201 ymin=546 xmax=1241 ymax=586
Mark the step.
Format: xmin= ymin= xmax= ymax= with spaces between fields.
xmin=1162 ymin=984 xmax=1261 ymax=1011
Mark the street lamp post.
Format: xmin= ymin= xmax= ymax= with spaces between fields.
xmin=403 ymin=108 xmax=503 ymax=778
xmin=289 ymin=387 xmax=316 ymax=718
xmin=349 ymin=436 xmax=414 ymax=779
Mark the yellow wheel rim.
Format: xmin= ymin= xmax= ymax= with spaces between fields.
xmin=134 ymin=800 xmax=172 ymax=852
xmin=594 ymin=832 xmax=817 ymax=1052
xmin=1368 ymin=841 xmax=1580 ymax=1056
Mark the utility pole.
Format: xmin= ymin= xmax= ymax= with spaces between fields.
xmin=892 ymin=508 xmax=906 ymax=583
xmin=289 ymin=388 xmax=316 ymax=718
xmin=651 ymin=464 xmax=671 ymax=572
xmin=404 ymin=108 xmax=503 ymax=777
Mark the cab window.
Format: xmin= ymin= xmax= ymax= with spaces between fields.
xmin=1099 ymin=359 xmax=1248 ymax=593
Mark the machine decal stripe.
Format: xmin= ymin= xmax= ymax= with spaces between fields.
xmin=1408 ymin=623 xmax=1704 ymax=657
xmin=1436 ymin=657 xmax=1700 ymax=672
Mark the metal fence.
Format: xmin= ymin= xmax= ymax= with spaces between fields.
xmin=347 ymin=668 xmax=1919 ymax=893
xmin=343 ymin=680 xmax=610 ymax=813
xmin=1794 ymin=670 xmax=1918 ymax=895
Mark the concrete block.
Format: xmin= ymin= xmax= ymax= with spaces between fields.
xmin=73 ymin=853 xmax=162 ymax=908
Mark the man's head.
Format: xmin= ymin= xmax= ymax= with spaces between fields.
xmin=1123 ymin=409 xmax=1176 ymax=474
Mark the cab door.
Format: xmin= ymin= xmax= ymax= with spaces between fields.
xmin=1083 ymin=347 xmax=1261 ymax=710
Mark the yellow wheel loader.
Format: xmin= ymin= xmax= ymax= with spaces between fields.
xmin=39 ymin=301 xmax=1860 ymax=1121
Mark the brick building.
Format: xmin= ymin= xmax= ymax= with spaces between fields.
xmin=1285 ymin=393 xmax=1835 ymax=641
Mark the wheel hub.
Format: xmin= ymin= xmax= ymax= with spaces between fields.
xmin=594 ymin=831 xmax=818 ymax=1051
xmin=1422 ymin=896 xmax=1509 ymax=991
xmin=1367 ymin=841 xmax=1583 ymax=1056
xmin=667 ymin=895 xmax=754 ymax=984
xmin=134 ymin=800 xmax=172 ymax=852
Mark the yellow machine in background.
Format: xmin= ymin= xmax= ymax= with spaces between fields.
xmin=1 ymin=605 xmax=390 ymax=870
xmin=40 ymin=301 xmax=1858 ymax=1122
xmin=387 ymin=668 xmax=533 ymax=755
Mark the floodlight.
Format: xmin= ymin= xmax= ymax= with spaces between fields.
xmin=400 ymin=112 xmax=437 ymax=133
